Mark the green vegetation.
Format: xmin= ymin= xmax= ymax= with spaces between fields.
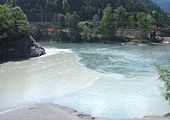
xmin=136 ymin=12 xmax=156 ymax=30
xmin=0 ymin=5 xmax=45 ymax=60
xmin=51 ymin=12 xmax=81 ymax=42
xmin=157 ymin=65 xmax=170 ymax=104
xmin=0 ymin=4 xmax=30 ymax=41
xmin=114 ymin=5 xmax=127 ymax=29
xmin=1 ymin=0 xmax=170 ymax=42
xmin=101 ymin=4 xmax=116 ymax=38
xmin=0 ymin=0 xmax=164 ymax=21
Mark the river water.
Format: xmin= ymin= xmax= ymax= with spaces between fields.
xmin=0 ymin=42 xmax=170 ymax=119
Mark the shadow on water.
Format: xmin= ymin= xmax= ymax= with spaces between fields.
xmin=0 ymin=57 xmax=32 ymax=64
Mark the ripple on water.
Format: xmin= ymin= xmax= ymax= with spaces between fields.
xmin=0 ymin=43 xmax=170 ymax=119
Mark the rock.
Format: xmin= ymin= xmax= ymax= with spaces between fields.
xmin=77 ymin=113 xmax=92 ymax=119
xmin=30 ymin=44 xmax=45 ymax=57
xmin=0 ymin=35 xmax=46 ymax=62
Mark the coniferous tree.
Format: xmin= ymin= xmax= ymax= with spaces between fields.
xmin=101 ymin=4 xmax=116 ymax=38
xmin=114 ymin=6 xmax=128 ymax=28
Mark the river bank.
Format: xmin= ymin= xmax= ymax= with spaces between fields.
xmin=0 ymin=104 xmax=169 ymax=120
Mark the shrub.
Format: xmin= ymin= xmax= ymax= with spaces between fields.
xmin=157 ymin=65 xmax=170 ymax=104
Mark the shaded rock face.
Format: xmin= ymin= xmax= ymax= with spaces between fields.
xmin=0 ymin=35 xmax=45 ymax=62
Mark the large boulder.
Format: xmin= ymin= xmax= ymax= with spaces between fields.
xmin=0 ymin=35 xmax=46 ymax=62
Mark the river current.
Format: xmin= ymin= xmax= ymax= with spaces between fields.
xmin=0 ymin=42 xmax=170 ymax=119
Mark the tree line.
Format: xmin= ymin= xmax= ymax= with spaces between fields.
xmin=1 ymin=0 xmax=170 ymax=42
xmin=30 ymin=3 xmax=170 ymax=43
xmin=0 ymin=0 xmax=168 ymax=21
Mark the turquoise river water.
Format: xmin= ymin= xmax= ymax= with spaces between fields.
xmin=0 ymin=42 xmax=170 ymax=119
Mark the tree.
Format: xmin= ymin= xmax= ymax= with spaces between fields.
xmin=92 ymin=14 xmax=100 ymax=37
xmin=0 ymin=4 xmax=13 ymax=37
xmin=0 ymin=0 xmax=168 ymax=27
xmin=114 ymin=5 xmax=128 ymax=28
xmin=101 ymin=4 xmax=116 ymax=38
xmin=137 ymin=12 xmax=156 ymax=31
xmin=52 ymin=30 xmax=68 ymax=42
xmin=157 ymin=65 xmax=170 ymax=104
xmin=128 ymin=14 xmax=136 ymax=29
xmin=65 ymin=13 xmax=71 ymax=27
xmin=54 ymin=13 xmax=66 ymax=29
xmin=0 ymin=5 xmax=30 ymax=40
xmin=62 ymin=0 xmax=71 ymax=12
xmin=11 ymin=6 xmax=30 ymax=34
xmin=68 ymin=12 xmax=81 ymax=42
xmin=79 ymin=21 xmax=93 ymax=40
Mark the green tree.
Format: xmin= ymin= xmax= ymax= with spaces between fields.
xmin=128 ymin=14 xmax=136 ymax=29
xmin=136 ymin=12 xmax=156 ymax=39
xmin=11 ymin=6 xmax=30 ymax=34
xmin=65 ymin=13 xmax=71 ymax=27
xmin=79 ymin=21 xmax=93 ymax=40
xmin=137 ymin=12 xmax=156 ymax=31
xmin=52 ymin=30 xmax=68 ymax=42
xmin=92 ymin=14 xmax=100 ymax=37
xmin=0 ymin=0 xmax=168 ymax=24
xmin=0 ymin=4 xmax=13 ymax=37
xmin=69 ymin=12 xmax=81 ymax=42
xmin=101 ymin=4 xmax=116 ymax=38
xmin=114 ymin=5 xmax=128 ymax=28
xmin=157 ymin=65 xmax=170 ymax=104
xmin=0 ymin=5 xmax=30 ymax=40
xmin=54 ymin=13 xmax=66 ymax=29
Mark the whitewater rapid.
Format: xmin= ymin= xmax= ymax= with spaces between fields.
xmin=1 ymin=43 xmax=170 ymax=119
xmin=0 ymin=48 xmax=105 ymax=111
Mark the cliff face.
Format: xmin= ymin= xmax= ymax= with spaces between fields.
xmin=0 ymin=35 xmax=45 ymax=62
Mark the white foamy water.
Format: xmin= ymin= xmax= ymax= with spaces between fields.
xmin=0 ymin=43 xmax=170 ymax=119
xmin=0 ymin=47 xmax=103 ymax=112
xmin=40 ymin=48 xmax=73 ymax=57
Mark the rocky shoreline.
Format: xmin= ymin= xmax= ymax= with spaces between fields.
xmin=0 ymin=104 xmax=169 ymax=120
xmin=0 ymin=35 xmax=45 ymax=62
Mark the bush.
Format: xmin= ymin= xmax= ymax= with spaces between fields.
xmin=157 ymin=65 xmax=170 ymax=104
xmin=0 ymin=4 xmax=30 ymax=41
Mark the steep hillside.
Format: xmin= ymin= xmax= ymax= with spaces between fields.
xmin=0 ymin=0 xmax=164 ymax=21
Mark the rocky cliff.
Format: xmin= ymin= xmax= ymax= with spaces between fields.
xmin=0 ymin=35 xmax=45 ymax=62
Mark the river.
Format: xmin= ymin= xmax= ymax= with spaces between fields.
xmin=0 ymin=42 xmax=170 ymax=119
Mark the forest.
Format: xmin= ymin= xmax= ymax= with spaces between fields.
xmin=0 ymin=0 xmax=170 ymax=43
xmin=0 ymin=0 xmax=166 ymax=21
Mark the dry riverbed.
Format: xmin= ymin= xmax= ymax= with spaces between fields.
xmin=0 ymin=104 xmax=169 ymax=120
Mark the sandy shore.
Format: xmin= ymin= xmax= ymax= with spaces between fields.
xmin=0 ymin=104 xmax=169 ymax=120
